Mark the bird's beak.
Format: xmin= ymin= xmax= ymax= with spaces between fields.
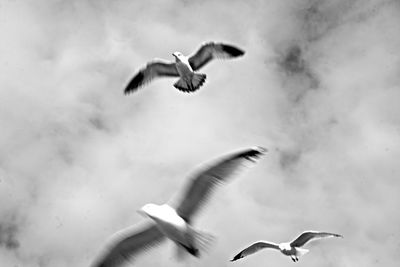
xmin=172 ymin=53 xmax=176 ymax=57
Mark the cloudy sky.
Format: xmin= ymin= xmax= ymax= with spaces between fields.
xmin=1 ymin=0 xmax=400 ymax=266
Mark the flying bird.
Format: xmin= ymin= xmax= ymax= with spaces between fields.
xmin=124 ymin=42 xmax=245 ymax=94
xmin=231 ymin=231 xmax=343 ymax=263
xmin=92 ymin=146 xmax=266 ymax=267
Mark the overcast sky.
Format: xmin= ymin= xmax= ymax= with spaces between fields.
xmin=1 ymin=0 xmax=400 ymax=266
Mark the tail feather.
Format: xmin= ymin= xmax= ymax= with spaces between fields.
xmin=193 ymin=229 xmax=215 ymax=254
xmin=173 ymin=73 xmax=206 ymax=92
xmin=180 ymin=228 xmax=215 ymax=258
xmin=191 ymin=73 xmax=206 ymax=90
xmin=295 ymin=248 xmax=309 ymax=257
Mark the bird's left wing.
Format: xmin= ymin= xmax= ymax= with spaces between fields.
xmin=124 ymin=60 xmax=179 ymax=94
xmin=188 ymin=42 xmax=245 ymax=71
xmin=290 ymin=231 xmax=343 ymax=248
xmin=91 ymin=224 xmax=166 ymax=267
xmin=230 ymin=241 xmax=279 ymax=261
xmin=175 ymin=146 xmax=266 ymax=222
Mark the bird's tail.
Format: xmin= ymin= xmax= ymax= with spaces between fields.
xmin=193 ymin=228 xmax=215 ymax=254
xmin=295 ymin=247 xmax=309 ymax=257
xmin=173 ymin=73 xmax=206 ymax=92
xmin=191 ymin=73 xmax=206 ymax=90
xmin=176 ymin=228 xmax=215 ymax=259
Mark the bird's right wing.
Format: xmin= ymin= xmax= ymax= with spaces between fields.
xmin=290 ymin=231 xmax=343 ymax=248
xmin=175 ymin=146 xmax=266 ymax=222
xmin=230 ymin=241 xmax=279 ymax=261
xmin=124 ymin=61 xmax=179 ymax=94
xmin=188 ymin=42 xmax=245 ymax=71
xmin=91 ymin=224 xmax=166 ymax=267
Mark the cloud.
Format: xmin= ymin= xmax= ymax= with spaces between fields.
xmin=0 ymin=0 xmax=400 ymax=266
xmin=275 ymin=44 xmax=320 ymax=102
xmin=278 ymin=147 xmax=303 ymax=171
xmin=0 ymin=220 xmax=20 ymax=250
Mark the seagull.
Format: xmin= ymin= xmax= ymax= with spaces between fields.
xmin=124 ymin=42 xmax=245 ymax=94
xmin=231 ymin=231 xmax=343 ymax=263
xmin=91 ymin=146 xmax=266 ymax=267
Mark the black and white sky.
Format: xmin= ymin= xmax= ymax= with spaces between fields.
xmin=1 ymin=0 xmax=400 ymax=266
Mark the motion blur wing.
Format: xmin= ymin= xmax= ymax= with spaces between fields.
xmin=175 ymin=146 xmax=266 ymax=222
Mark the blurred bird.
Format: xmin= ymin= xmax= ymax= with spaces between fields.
xmin=124 ymin=42 xmax=245 ymax=94
xmin=231 ymin=231 xmax=343 ymax=263
xmin=92 ymin=146 xmax=267 ymax=267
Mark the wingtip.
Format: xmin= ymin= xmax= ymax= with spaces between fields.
xmin=236 ymin=48 xmax=245 ymax=57
xmin=124 ymin=84 xmax=141 ymax=95
xmin=230 ymin=254 xmax=242 ymax=262
xmin=253 ymin=146 xmax=267 ymax=154
xmin=221 ymin=44 xmax=245 ymax=57
xmin=124 ymin=71 xmax=144 ymax=95
xmin=235 ymin=146 xmax=267 ymax=162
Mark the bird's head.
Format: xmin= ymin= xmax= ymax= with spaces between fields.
xmin=172 ymin=52 xmax=183 ymax=61
xmin=137 ymin=203 xmax=159 ymax=218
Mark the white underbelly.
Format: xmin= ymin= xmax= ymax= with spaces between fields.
xmin=279 ymin=243 xmax=296 ymax=256
xmin=175 ymin=61 xmax=193 ymax=78
xmin=158 ymin=219 xmax=187 ymax=242
xmin=150 ymin=206 xmax=190 ymax=245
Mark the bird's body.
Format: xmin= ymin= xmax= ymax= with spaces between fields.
xmin=231 ymin=231 xmax=342 ymax=263
xmin=92 ymin=146 xmax=266 ymax=267
xmin=173 ymin=53 xmax=193 ymax=76
xmin=171 ymin=52 xmax=206 ymax=92
xmin=279 ymin=242 xmax=297 ymax=256
xmin=124 ymin=42 xmax=244 ymax=94
xmin=277 ymin=243 xmax=309 ymax=262
xmin=139 ymin=204 xmax=187 ymax=242
xmin=138 ymin=204 xmax=200 ymax=255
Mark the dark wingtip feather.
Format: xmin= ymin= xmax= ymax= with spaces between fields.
xmin=240 ymin=146 xmax=267 ymax=158
xmin=253 ymin=146 xmax=268 ymax=154
xmin=124 ymin=71 xmax=144 ymax=95
xmin=222 ymin=44 xmax=245 ymax=57
xmin=230 ymin=146 xmax=267 ymax=163
xmin=230 ymin=253 xmax=242 ymax=262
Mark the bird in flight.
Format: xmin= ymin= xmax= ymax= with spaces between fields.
xmin=91 ymin=146 xmax=266 ymax=267
xmin=124 ymin=42 xmax=245 ymax=94
xmin=231 ymin=231 xmax=343 ymax=263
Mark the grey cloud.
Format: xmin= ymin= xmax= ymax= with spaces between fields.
xmin=275 ymin=44 xmax=320 ymax=102
xmin=278 ymin=148 xmax=303 ymax=171
xmin=280 ymin=45 xmax=306 ymax=74
xmin=0 ymin=223 xmax=19 ymax=250
xmin=0 ymin=215 xmax=20 ymax=250
xmin=1 ymin=0 xmax=400 ymax=266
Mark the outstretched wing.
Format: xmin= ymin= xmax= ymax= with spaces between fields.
xmin=290 ymin=231 xmax=343 ymax=248
xmin=230 ymin=241 xmax=279 ymax=261
xmin=91 ymin=224 xmax=166 ymax=267
xmin=188 ymin=42 xmax=245 ymax=71
xmin=175 ymin=146 xmax=266 ymax=222
xmin=124 ymin=61 xmax=179 ymax=94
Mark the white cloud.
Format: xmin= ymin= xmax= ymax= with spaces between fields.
xmin=0 ymin=0 xmax=399 ymax=266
